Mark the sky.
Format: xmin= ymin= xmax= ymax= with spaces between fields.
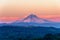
xmin=0 ymin=0 xmax=60 ymax=22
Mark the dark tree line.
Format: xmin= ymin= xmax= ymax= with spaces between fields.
xmin=1 ymin=33 xmax=60 ymax=40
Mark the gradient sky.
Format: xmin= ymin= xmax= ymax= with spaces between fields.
xmin=0 ymin=0 xmax=60 ymax=22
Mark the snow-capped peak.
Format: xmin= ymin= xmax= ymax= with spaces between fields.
xmin=19 ymin=14 xmax=51 ymax=23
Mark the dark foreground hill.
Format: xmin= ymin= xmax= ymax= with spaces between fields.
xmin=0 ymin=25 xmax=60 ymax=40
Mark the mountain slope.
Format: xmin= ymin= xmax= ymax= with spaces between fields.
xmin=10 ymin=14 xmax=60 ymax=28
xmin=13 ymin=14 xmax=51 ymax=23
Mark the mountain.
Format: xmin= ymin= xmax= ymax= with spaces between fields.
xmin=10 ymin=14 xmax=51 ymax=26
xmin=14 ymin=14 xmax=51 ymax=23
xmin=10 ymin=14 xmax=60 ymax=28
xmin=9 ymin=14 xmax=60 ymax=28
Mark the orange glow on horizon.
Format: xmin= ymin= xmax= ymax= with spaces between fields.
xmin=0 ymin=0 xmax=60 ymax=22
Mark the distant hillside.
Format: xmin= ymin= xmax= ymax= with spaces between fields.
xmin=0 ymin=26 xmax=60 ymax=39
xmin=9 ymin=14 xmax=60 ymax=28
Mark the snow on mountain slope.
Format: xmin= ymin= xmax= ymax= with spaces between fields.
xmin=9 ymin=14 xmax=60 ymax=28
xmin=13 ymin=14 xmax=52 ymax=23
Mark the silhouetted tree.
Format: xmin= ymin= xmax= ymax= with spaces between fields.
xmin=32 ymin=38 xmax=43 ymax=40
xmin=55 ymin=33 xmax=60 ymax=40
xmin=43 ymin=33 xmax=56 ymax=40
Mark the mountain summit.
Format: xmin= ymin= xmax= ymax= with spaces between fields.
xmin=10 ymin=14 xmax=51 ymax=27
xmin=20 ymin=14 xmax=51 ymax=23
xmin=10 ymin=14 xmax=60 ymax=27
